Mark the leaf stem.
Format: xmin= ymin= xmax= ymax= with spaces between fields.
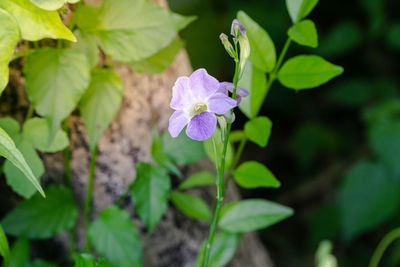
xmin=369 ymin=227 xmax=400 ymax=267
xmin=84 ymin=144 xmax=98 ymax=252
xmin=25 ymin=105 xmax=34 ymax=121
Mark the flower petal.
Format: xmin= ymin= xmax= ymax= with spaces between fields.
xmin=219 ymin=82 xmax=249 ymax=98
xmin=170 ymin=76 xmax=192 ymax=110
xmin=207 ymin=93 xmax=237 ymax=114
xmin=189 ymin=68 xmax=220 ymax=100
xmin=168 ymin=110 xmax=189 ymax=138
xmin=231 ymin=19 xmax=246 ymax=36
xmin=186 ymin=111 xmax=217 ymax=141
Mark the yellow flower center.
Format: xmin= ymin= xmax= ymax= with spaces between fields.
xmin=190 ymin=102 xmax=207 ymax=117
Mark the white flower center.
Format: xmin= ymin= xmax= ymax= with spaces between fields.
xmin=189 ymin=102 xmax=207 ymax=117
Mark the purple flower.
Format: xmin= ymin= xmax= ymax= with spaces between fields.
xmin=218 ymin=82 xmax=249 ymax=104
xmin=169 ymin=69 xmax=237 ymax=141
xmin=231 ymin=19 xmax=246 ymax=36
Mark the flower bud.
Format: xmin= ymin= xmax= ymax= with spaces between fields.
xmin=238 ymin=34 xmax=250 ymax=78
xmin=219 ymin=33 xmax=236 ymax=59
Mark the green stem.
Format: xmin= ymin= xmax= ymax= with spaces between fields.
xmin=369 ymin=227 xmax=400 ymax=267
xmin=25 ymin=105 xmax=34 ymax=120
xmin=84 ymin=145 xmax=98 ymax=252
xmin=202 ymin=42 xmax=240 ymax=267
xmin=224 ymin=138 xmax=247 ymax=188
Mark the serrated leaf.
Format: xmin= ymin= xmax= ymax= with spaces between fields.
xmin=0 ymin=9 xmax=20 ymax=95
xmin=170 ymin=191 xmax=211 ymax=221
xmin=8 ymin=238 xmax=29 ymax=267
xmin=161 ymin=130 xmax=205 ymax=166
xmin=288 ymin=20 xmax=318 ymax=48
xmin=80 ymin=68 xmax=123 ymax=150
xmin=234 ymin=161 xmax=280 ymax=189
xmin=278 ymin=55 xmax=343 ymax=90
xmin=338 ymin=161 xmax=400 ymax=240
xmin=238 ymin=61 xmax=268 ymax=119
xmin=24 ymin=48 xmax=90 ymax=142
xmin=244 ymin=116 xmax=272 ymax=147
xmin=71 ymin=29 xmax=99 ymax=69
xmin=129 ymin=38 xmax=184 ymax=75
xmin=194 ymin=231 xmax=240 ymax=267
xmin=4 ymin=138 xmax=44 ymax=199
xmin=30 ymin=0 xmax=80 ymax=11
xmin=0 ymin=127 xmax=44 ymax=197
xmin=218 ymin=199 xmax=293 ymax=233
xmin=74 ymin=0 xmax=177 ymax=62
xmin=89 ymin=206 xmax=142 ymax=267
xmin=286 ymin=0 xmax=319 ymax=23
xmin=23 ymin=117 xmax=69 ymax=153
xmin=237 ymin=11 xmax=276 ymax=73
xmin=2 ymin=186 xmax=78 ymax=238
xmin=179 ymin=171 xmax=215 ymax=190
xmin=204 ymin=128 xmax=234 ymax=170
xmin=131 ymin=162 xmax=170 ymax=234
xmin=0 ymin=0 xmax=76 ymax=41
xmin=0 ymin=224 xmax=10 ymax=267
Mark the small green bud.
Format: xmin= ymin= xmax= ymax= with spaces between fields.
xmin=238 ymin=33 xmax=250 ymax=78
xmin=219 ymin=33 xmax=236 ymax=59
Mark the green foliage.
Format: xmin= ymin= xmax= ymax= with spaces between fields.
xmin=170 ymin=191 xmax=211 ymax=221
xmin=24 ymin=48 xmax=90 ymax=141
xmin=130 ymin=39 xmax=184 ymax=75
xmin=131 ymin=162 xmax=170 ymax=234
xmin=0 ymin=9 xmax=19 ymax=94
xmin=1 ymin=186 xmax=78 ymax=238
xmin=327 ymin=79 xmax=375 ymax=107
xmin=8 ymin=238 xmax=29 ymax=267
xmin=24 ymin=260 xmax=57 ymax=267
xmin=238 ymin=61 xmax=268 ymax=119
xmin=89 ymin=206 xmax=142 ymax=267
xmin=0 ymin=224 xmax=10 ymax=267
xmin=315 ymin=240 xmax=338 ymax=267
xmin=244 ymin=116 xmax=272 ymax=147
xmin=30 ymin=0 xmax=79 ymax=11
xmin=179 ymin=171 xmax=215 ymax=190
xmin=288 ymin=20 xmax=318 ymax=48
xmin=80 ymin=68 xmax=124 ymax=150
xmin=218 ymin=199 xmax=293 ymax=233
xmin=0 ymin=0 xmax=75 ymax=41
xmin=338 ymin=161 xmax=400 ymax=240
xmin=194 ymin=231 xmax=240 ymax=267
xmin=74 ymin=0 xmax=178 ymax=62
xmin=204 ymin=128 xmax=234 ymax=170
xmin=71 ymin=29 xmax=99 ymax=69
xmin=74 ymin=254 xmax=96 ymax=267
xmin=237 ymin=11 xmax=276 ymax=73
xmin=286 ymin=0 xmax=319 ymax=23
xmin=278 ymin=55 xmax=343 ymax=90
xmin=234 ymin=161 xmax=280 ymax=189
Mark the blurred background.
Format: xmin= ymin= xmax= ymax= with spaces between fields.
xmin=168 ymin=0 xmax=400 ymax=266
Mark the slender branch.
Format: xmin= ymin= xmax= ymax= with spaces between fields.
xmin=369 ymin=227 xmax=400 ymax=267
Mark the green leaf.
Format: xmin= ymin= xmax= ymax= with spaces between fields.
xmin=179 ymin=171 xmax=215 ymax=190
xmin=0 ymin=0 xmax=76 ymax=41
xmin=338 ymin=161 xmax=400 ymax=240
xmin=315 ymin=240 xmax=338 ymax=267
xmin=171 ymin=13 xmax=196 ymax=31
xmin=229 ymin=130 xmax=246 ymax=143
xmin=0 ymin=117 xmax=20 ymax=139
xmin=89 ymin=206 xmax=142 ymax=267
xmin=71 ymin=29 xmax=99 ymax=69
xmin=23 ymin=117 xmax=69 ymax=153
xmin=80 ymin=68 xmax=123 ymax=150
xmin=74 ymin=254 xmax=96 ymax=267
xmin=24 ymin=260 xmax=58 ymax=267
xmin=237 ymin=11 xmax=276 ymax=73
xmin=288 ymin=20 xmax=318 ymax=48
xmin=218 ymin=199 xmax=293 ymax=233
xmin=24 ymin=48 xmax=90 ymax=141
xmin=4 ymin=138 xmax=44 ymax=199
xmin=161 ymin=130 xmax=205 ymax=166
xmin=131 ymin=162 xmax=170 ymax=234
xmin=170 ymin=191 xmax=211 ymax=221
xmin=74 ymin=0 xmax=177 ymax=62
xmin=278 ymin=55 xmax=343 ymax=90
xmin=234 ymin=161 xmax=280 ymax=189
xmin=0 ymin=127 xmax=44 ymax=197
xmin=2 ymin=186 xmax=78 ymax=238
xmin=0 ymin=9 xmax=20 ymax=95
xmin=204 ymin=128 xmax=234 ymax=170
xmin=286 ymin=0 xmax=319 ymax=23
xmin=0 ymin=224 xmax=10 ymax=267
xmin=238 ymin=61 xmax=268 ymax=119
xmin=194 ymin=231 xmax=240 ymax=267
xmin=8 ymin=238 xmax=29 ymax=267
xmin=244 ymin=116 xmax=272 ymax=147
xmin=30 ymin=0 xmax=80 ymax=11
xmin=129 ymin=38 xmax=184 ymax=75
xmin=327 ymin=79 xmax=375 ymax=107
